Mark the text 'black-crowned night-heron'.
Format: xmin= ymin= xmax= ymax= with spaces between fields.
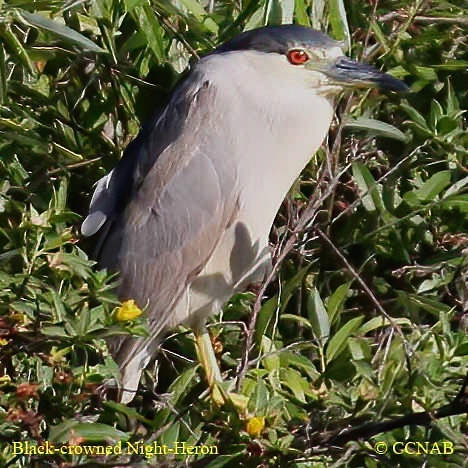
xmin=81 ymin=24 xmax=407 ymax=404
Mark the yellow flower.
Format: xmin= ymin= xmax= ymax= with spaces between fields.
xmin=0 ymin=338 xmax=9 ymax=346
xmin=115 ymin=300 xmax=143 ymax=322
xmin=246 ymin=416 xmax=265 ymax=437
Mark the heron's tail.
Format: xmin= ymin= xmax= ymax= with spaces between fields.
xmin=109 ymin=336 xmax=159 ymax=404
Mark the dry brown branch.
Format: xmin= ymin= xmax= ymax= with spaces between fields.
xmin=380 ymin=12 xmax=468 ymax=26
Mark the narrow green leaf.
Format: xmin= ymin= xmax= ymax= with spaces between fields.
xmin=261 ymin=335 xmax=280 ymax=370
xmin=265 ymin=0 xmax=295 ymax=25
xmin=52 ymin=142 xmax=83 ymax=162
xmin=0 ymin=44 xmax=6 ymax=103
xmin=50 ymin=421 xmax=129 ymax=443
xmin=280 ymin=265 xmax=310 ymax=311
xmin=407 ymin=294 xmax=452 ymax=316
xmin=359 ymin=317 xmax=412 ymax=335
xmin=279 ymin=351 xmax=320 ymax=381
xmin=352 ymin=163 xmax=385 ymax=213
xmin=308 ymin=288 xmax=330 ymax=345
xmin=136 ymin=5 xmax=165 ymax=62
xmin=178 ymin=0 xmax=219 ymax=33
xmin=370 ymin=20 xmax=390 ymax=53
xmin=414 ymin=65 xmax=438 ymax=81
xmin=401 ymin=102 xmax=432 ymax=134
xmin=326 ymin=316 xmax=363 ymax=363
xmin=405 ymin=171 xmax=451 ymax=203
xmin=168 ymin=365 xmax=199 ymax=403
xmin=328 ymin=0 xmax=350 ymax=49
xmin=327 ymin=282 xmax=351 ymax=326
xmin=443 ymin=195 xmax=468 ymax=213
xmin=254 ymin=295 xmax=279 ymax=345
xmin=41 ymin=326 xmax=69 ymax=337
xmin=430 ymin=100 xmax=444 ymax=130
xmin=102 ymin=401 xmax=152 ymax=424
xmin=280 ymin=368 xmax=306 ymax=402
xmin=446 ymin=79 xmax=460 ymax=117
xmin=124 ymin=0 xmax=146 ymax=12
xmin=247 ymin=378 xmax=269 ymax=414
xmin=294 ymin=0 xmax=309 ymax=25
xmin=280 ymin=313 xmax=313 ymax=330
xmin=0 ymin=25 xmax=36 ymax=75
xmin=20 ymin=11 xmax=105 ymax=53
xmin=343 ymin=117 xmax=408 ymax=142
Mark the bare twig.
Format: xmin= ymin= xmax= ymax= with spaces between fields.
xmin=315 ymin=228 xmax=407 ymax=342
xmin=46 ymin=157 xmax=101 ymax=175
xmin=380 ymin=12 xmax=468 ymax=26
xmin=317 ymin=374 xmax=468 ymax=446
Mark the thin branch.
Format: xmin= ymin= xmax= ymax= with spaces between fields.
xmin=318 ymin=374 xmax=468 ymax=446
xmin=380 ymin=12 xmax=468 ymax=26
xmin=46 ymin=157 xmax=101 ymax=175
xmin=315 ymin=228 xmax=407 ymax=342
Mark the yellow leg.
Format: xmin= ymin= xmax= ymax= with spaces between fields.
xmin=193 ymin=324 xmax=247 ymax=409
xmin=194 ymin=324 xmax=223 ymax=385
xmin=193 ymin=324 xmax=225 ymax=404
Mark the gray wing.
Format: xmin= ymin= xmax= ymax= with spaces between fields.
xmin=81 ymin=72 xmax=239 ymax=399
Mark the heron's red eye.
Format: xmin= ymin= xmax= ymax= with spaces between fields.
xmin=287 ymin=49 xmax=309 ymax=65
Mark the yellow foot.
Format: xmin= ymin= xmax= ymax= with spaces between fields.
xmin=211 ymin=382 xmax=248 ymax=410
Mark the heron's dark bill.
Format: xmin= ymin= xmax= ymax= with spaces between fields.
xmin=326 ymin=57 xmax=409 ymax=92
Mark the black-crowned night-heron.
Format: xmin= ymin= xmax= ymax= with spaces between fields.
xmin=82 ymin=25 xmax=407 ymax=403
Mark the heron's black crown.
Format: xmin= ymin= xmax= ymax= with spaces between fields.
xmin=215 ymin=25 xmax=338 ymax=55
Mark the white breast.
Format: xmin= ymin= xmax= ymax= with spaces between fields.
xmin=182 ymin=51 xmax=335 ymax=323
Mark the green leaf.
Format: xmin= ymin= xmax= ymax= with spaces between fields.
xmin=359 ymin=317 xmax=412 ymax=335
xmin=247 ymin=378 xmax=269 ymax=414
xmin=370 ymin=20 xmax=390 ymax=53
xmin=50 ymin=421 xmax=129 ymax=443
xmin=401 ymin=102 xmax=432 ymax=135
xmin=308 ymin=288 xmax=330 ymax=345
xmin=327 ymin=282 xmax=351 ymax=326
xmin=407 ymin=294 xmax=452 ymax=316
xmin=294 ymin=0 xmax=309 ymax=25
xmin=0 ymin=44 xmax=6 ymax=103
xmin=328 ymin=0 xmax=350 ymax=48
xmin=178 ymin=0 xmax=219 ymax=33
xmin=280 ymin=313 xmax=313 ymax=330
xmin=280 ymin=368 xmax=306 ymax=402
xmin=352 ymin=163 xmax=385 ymax=213
xmin=261 ymin=335 xmax=280 ymax=370
xmin=414 ymin=66 xmax=438 ymax=81
xmin=42 ymin=326 xmax=69 ymax=337
xmin=254 ymin=295 xmax=279 ymax=345
xmin=102 ymin=401 xmax=152 ymax=424
xmin=20 ymin=11 xmax=105 ymax=53
xmin=0 ymin=25 xmax=36 ymax=75
xmin=135 ymin=5 xmax=165 ymax=62
xmin=326 ymin=316 xmax=364 ymax=363
xmin=168 ymin=365 xmax=199 ymax=403
xmin=404 ymin=171 xmax=451 ymax=203
xmin=429 ymin=100 xmax=444 ymax=130
xmin=279 ymin=351 xmax=319 ymax=381
xmin=265 ymin=0 xmax=295 ymax=25
xmin=443 ymin=195 xmax=468 ymax=213
xmin=343 ymin=117 xmax=408 ymax=142
xmin=280 ymin=266 xmax=310 ymax=311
